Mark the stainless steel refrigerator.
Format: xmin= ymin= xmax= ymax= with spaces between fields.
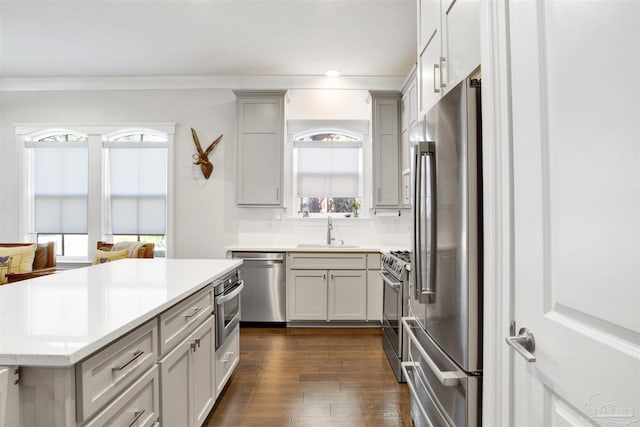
xmin=403 ymin=76 xmax=483 ymax=427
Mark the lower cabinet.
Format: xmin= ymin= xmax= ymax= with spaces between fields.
xmin=85 ymin=366 xmax=160 ymax=427
xmin=215 ymin=325 xmax=240 ymax=397
xmin=288 ymin=270 xmax=328 ymax=320
xmin=288 ymin=268 xmax=367 ymax=321
xmin=159 ymin=316 xmax=215 ymax=427
xmin=328 ymin=270 xmax=367 ymax=320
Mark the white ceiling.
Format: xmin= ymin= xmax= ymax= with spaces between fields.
xmin=0 ymin=0 xmax=417 ymax=80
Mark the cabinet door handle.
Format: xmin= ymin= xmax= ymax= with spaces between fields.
xmin=439 ymin=57 xmax=447 ymax=88
xmin=191 ymin=341 xmax=197 ymax=352
xmin=433 ymin=64 xmax=440 ymax=93
xmin=112 ymin=350 xmax=144 ymax=371
xmin=195 ymin=338 xmax=201 ymax=348
xmin=322 ymin=273 xmax=326 ymax=280
xmin=127 ymin=409 xmax=145 ymax=427
xmin=330 ymin=273 xmax=334 ymax=281
xmin=184 ymin=307 xmax=202 ymax=318
xmin=276 ymin=186 xmax=279 ymax=201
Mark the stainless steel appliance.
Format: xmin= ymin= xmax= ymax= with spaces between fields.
xmin=213 ymin=269 xmax=244 ymax=349
xmin=230 ymin=252 xmax=286 ymax=324
xmin=404 ymin=76 xmax=483 ymax=427
xmin=380 ymin=250 xmax=411 ymax=382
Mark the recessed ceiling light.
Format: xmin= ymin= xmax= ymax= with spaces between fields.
xmin=325 ymin=69 xmax=341 ymax=77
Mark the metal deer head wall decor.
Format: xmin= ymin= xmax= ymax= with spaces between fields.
xmin=191 ymin=128 xmax=223 ymax=180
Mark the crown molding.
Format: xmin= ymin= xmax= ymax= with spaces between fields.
xmin=0 ymin=75 xmax=405 ymax=92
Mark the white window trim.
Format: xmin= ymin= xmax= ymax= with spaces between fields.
xmin=15 ymin=122 xmax=176 ymax=261
xmin=286 ymin=119 xmax=370 ymax=219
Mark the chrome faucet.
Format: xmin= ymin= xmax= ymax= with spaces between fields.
xmin=327 ymin=216 xmax=334 ymax=245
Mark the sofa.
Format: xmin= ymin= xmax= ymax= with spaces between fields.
xmin=0 ymin=242 xmax=56 ymax=284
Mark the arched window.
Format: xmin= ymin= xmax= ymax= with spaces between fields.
xmin=19 ymin=124 xmax=174 ymax=260
xmin=293 ymin=129 xmax=363 ymax=216
xmin=103 ymin=129 xmax=168 ymax=257
xmin=25 ymin=130 xmax=89 ymax=256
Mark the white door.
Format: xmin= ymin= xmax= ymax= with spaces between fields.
xmin=507 ymin=1 xmax=639 ymax=426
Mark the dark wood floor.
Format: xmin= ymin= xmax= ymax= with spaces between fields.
xmin=205 ymin=327 xmax=412 ymax=427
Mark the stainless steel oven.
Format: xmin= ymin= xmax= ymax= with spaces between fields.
xmin=213 ymin=270 xmax=244 ymax=350
xmin=380 ymin=251 xmax=411 ymax=382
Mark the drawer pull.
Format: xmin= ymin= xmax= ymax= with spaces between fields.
xmin=222 ymin=351 xmax=234 ymax=363
xmin=127 ymin=409 xmax=146 ymax=427
xmin=112 ymin=350 xmax=144 ymax=372
xmin=184 ymin=307 xmax=202 ymax=318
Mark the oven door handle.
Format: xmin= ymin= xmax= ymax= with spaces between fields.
xmin=216 ymin=280 xmax=244 ymax=304
xmin=379 ymin=271 xmax=402 ymax=289
xmin=402 ymin=317 xmax=464 ymax=387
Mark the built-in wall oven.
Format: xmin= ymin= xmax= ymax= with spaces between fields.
xmin=213 ymin=270 xmax=244 ymax=349
xmin=380 ymin=250 xmax=411 ymax=382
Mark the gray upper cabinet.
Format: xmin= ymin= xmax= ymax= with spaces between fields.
xmin=401 ymin=69 xmax=417 ymax=208
xmin=418 ymin=0 xmax=480 ymax=116
xmin=234 ymin=90 xmax=286 ymax=206
xmin=370 ymin=91 xmax=401 ymax=208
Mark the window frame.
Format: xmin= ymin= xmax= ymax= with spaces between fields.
xmin=286 ymin=120 xmax=370 ymax=219
xmin=15 ymin=123 xmax=175 ymax=262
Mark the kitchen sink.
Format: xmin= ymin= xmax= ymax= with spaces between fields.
xmin=296 ymin=243 xmax=360 ymax=249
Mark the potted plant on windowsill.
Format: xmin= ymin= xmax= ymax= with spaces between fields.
xmin=351 ymin=200 xmax=361 ymax=218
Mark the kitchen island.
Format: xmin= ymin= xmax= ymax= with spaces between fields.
xmin=0 ymin=258 xmax=242 ymax=427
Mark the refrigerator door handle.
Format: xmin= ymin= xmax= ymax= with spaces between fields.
xmin=412 ymin=141 xmax=437 ymax=304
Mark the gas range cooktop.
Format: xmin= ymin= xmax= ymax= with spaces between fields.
xmin=382 ymin=250 xmax=411 ymax=280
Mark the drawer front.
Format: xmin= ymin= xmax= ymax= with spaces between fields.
xmin=85 ymin=365 xmax=160 ymax=427
xmin=215 ymin=324 xmax=240 ymax=396
xmin=367 ymin=253 xmax=382 ymax=270
xmin=77 ymin=319 xmax=158 ymax=422
xmin=159 ymin=285 xmax=213 ymax=356
xmin=289 ymin=253 xmax=366 ymax=270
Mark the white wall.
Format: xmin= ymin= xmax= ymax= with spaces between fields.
xmin=0 ymin=88 xmax=410 ymax=258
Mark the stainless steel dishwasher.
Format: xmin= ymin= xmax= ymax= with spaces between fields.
xmin=231 ymin=252 xmax=286 ymax=324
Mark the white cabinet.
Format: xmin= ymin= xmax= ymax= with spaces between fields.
xmin=288 ymin=269 xmax=328 ymax=321
xmin=366 ymin=253 xmax=383 ymax=322
xmin=287 ymin=253 xmax=375 ymax=322
xmin=418 ymin=28 xmax=444 ymax=115
xmin=215 ymin=325 xmax=239 ymax=397
xmin=401 ymin=70 xmax=417 ymax=208
xmin=84 ymin=366 xmax=160 ymax=427
xmin=234 ymin=90 xmax=286 ymax=206
xmin=159 ymin=316 xmax=215 ymax=427
xmin=328 ymin=270 xmax=367 ymax=320
xmin=288 ymin=269 xmax=367 ymax=321
xmin=370 ymin=91 xmax=402 ymax=208
xmin=76 ymin=320 xmax=158 ymax=422
xmin=418 ymin=0 xmax=480 ymax=115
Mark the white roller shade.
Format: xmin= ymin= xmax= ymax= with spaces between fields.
xmin=108 ymin=147 xmax=167 ymax=235
xmin=34 ymin=147 xmax=88 ymax=233
xmin=296 ymin=146 xmax=361 ymax=198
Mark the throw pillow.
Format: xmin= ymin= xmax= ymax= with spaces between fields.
xmin=93 ymin=248 xmax=129 ymax=264
xmin=0 ymin=244 xmax=37 ymax=273
xmin=112 ymin=241 xmax=144 ymax=258
xmin=0 ymin=255 xmax=13 ymax=284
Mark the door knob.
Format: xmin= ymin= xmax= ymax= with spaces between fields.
xmin=505 ymin=327 xmax=536 ymax=362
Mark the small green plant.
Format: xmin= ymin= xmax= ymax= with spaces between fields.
xmin=351 ymin=200 xmax=361 ymax=217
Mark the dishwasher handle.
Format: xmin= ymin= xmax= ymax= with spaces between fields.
xmin=237 ymin=257 xmax=284 ymax=263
